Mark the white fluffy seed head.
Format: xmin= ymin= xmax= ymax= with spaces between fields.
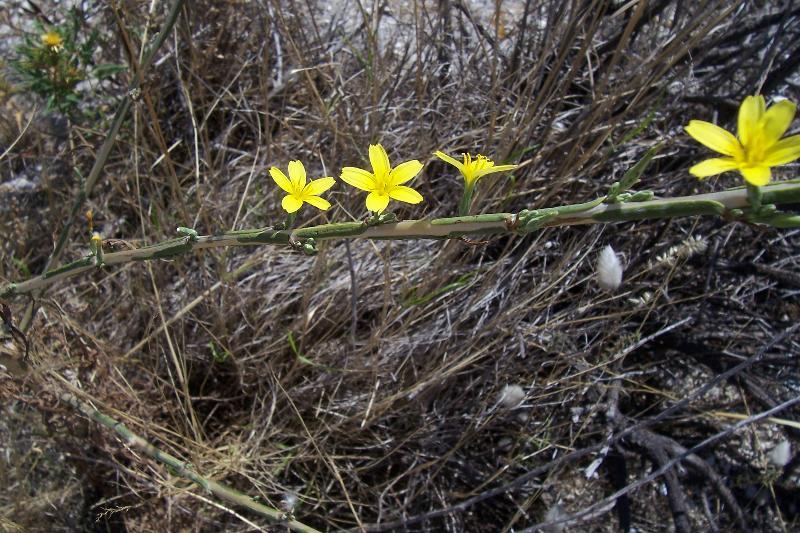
xmin=498 ymin=384 xmax=525 ymax=408
xmin=282 ymin=493 xmax=298 ymax=511
xmin=597 ymin=245 xmax=623 ymax=291
xmin=769 ymin=440 xmax=791 ymax=467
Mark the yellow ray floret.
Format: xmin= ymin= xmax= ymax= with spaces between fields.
xmin=41 ymin=31 xmax=63 ymax=51
xmin=434 ymin=151 xmax=517 ymax=188
xmin=340 ymin=144 xmax=424 ymax=213
xmin=685 ymin=95 xmax=800 ymax=186
xmin=270 ymin=160 xmax=335 ymax=213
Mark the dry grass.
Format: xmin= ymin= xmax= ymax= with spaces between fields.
xmin=2 ymin=0 xmax=800 ymax=531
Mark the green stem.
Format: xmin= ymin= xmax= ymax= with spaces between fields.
xmin=457 ymin=184 xmax=475 ymax=216
xmin=3 ymin=181 xmax=800 ymax=300
xmin=59 ymin=390 xmax=320 ymax=532
xmin=746 ymin=183 xmax=762 ymax=211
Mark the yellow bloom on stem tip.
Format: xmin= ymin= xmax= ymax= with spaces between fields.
xmin=270 ymin=160 xmax=335 ymax=213
xmin=41 ymin=31 xmax=63 ymax=51
xmin=434 ymin=151 xmax=518 ymax=188
xmin=340 ymin=144 xmax=424 ymax=213
xmin=685 ymin=95 xmax=800 ymax=186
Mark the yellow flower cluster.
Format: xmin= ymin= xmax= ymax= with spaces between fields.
xmin=269 ymin=94 xmax=798 ymax=221
xmin=41 ymin=31 xmax=64 ymax=52
xmin=270 ymin=144 xmax=517 ymax=216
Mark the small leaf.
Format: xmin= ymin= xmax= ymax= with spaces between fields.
xmin=287 ymin=331 xmax=317 ymax=366
xmin=618 ymin=143 xmax=662 ymax=192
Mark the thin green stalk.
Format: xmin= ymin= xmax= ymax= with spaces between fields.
xmin=746 ymin=183 xmax=762 ymax=211
xmin=3 ymin=181 xmax=800 ymax=300
xmin=59 ymin=390 xmax=320 ymax=533
xmin=457 ymin=184 xmax=475 ymax=216
xmin=20 ymin=0 xmax=186 ymax=332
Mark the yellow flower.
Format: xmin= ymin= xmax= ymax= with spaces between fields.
xmin=434 ymin=151 xmax=517 ymax=188
xmin=41 ymin=31 xmax=63 ymax=51
xmin=270 ymin=160 xmax=335 ymax=213
xmin=340 ymin=144 xmax=424 ymax=213
xmin=685 ymin=95 xmax=800 ymax=186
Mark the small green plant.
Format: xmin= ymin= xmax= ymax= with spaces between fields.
xmin=208 ymin=342 xmax=231 ymax=364
xmin=11 ymin=8 xmax=125 ymax=116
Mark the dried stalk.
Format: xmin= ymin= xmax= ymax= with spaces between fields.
xmin=59 ymin=390 xmax=321 ymax=533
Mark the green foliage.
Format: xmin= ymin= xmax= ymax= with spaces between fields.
xmin=11 ymin=8 xmax=126 ymax=117
xmin=208 ymin=342 xmax=230 ymax=364
xmin=10 ymin=255 xmax=30 ymax=278
xmin=286 ymin=331 xmax=317 ymax=366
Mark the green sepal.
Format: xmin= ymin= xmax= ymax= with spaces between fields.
xmin=367 ymin=212 xmax=398 ymax=226
xmin=289 ymin=237 xmax=317 ymax=256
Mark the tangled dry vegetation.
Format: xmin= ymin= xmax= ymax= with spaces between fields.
xmin=2 ymin=0 xmax=800 ymax=531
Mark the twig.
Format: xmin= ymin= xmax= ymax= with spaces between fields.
xmin=58 ymin=389 xmax=321 ymax=533
xmin=627 ymin=429 xmax=692 ymax=533
xmin=357 ymin=322 xmax=799 ymax=532
xmin=4 ymin=181 xmax=800 ymax=300
xmin=519 ymin=395 xmax=800 ymax=532
xmin=663 ymin=436 xmax=748 ymax=529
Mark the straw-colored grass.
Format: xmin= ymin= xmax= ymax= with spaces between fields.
xmin=1 ymin=0 xmax=799 ymax=531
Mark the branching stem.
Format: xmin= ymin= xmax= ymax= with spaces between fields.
xmin=3 ymin=181 xmax=799 ymax=299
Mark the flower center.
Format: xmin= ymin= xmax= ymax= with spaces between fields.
xmin=741 ymin=137 xmax=765 ymax=165
xmin=42 ymin=32 xmax=63 ymax=48
xmin=375 ymin=170 xmax=391 ymax=195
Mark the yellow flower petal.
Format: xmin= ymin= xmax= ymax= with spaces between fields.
xmin=763 ymin=134 xmax=800 ymax=167
xmin=282 ymin=195 xmax=303 ymax=213
xmin=388 ymin=185 xmax=423 ymax=204
xmin=738 ymin=95 xmax=764 ymax=147
xmin=365 ymin=192 xmax=390 ymax=213
xmin=761 ymin=100 xmax=797 ymax=146
xmin=340 ymin=167 xmax=375 ymax=191
xmin=303 ymin=195 xmax=331 ymax=211
xmin=435 ymin=151 xmax=465 ymax=173
xmin=270 ymin=167 xmax=294 ymax=194
xmin=688 ymin=158 xmax=739 ymax=178
xmin=41 ymin=31 xmax=63 ymax=48
xmin=473 ymin=163 xmax=518 ymax=180
xmin=389 ymin=160 xmax=423 ymax=186
xmin=287 ymin=160 xmax=307 ymax=189
xmin=685 ymin=120 xmax=743 ymax=157
xmin=303 ymin=177 xmax=335 ymax=196
xmin=740 ymin=165 xmax=771 ymax=186
xmin=369 ymin=144 xmax=391 ymax=178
